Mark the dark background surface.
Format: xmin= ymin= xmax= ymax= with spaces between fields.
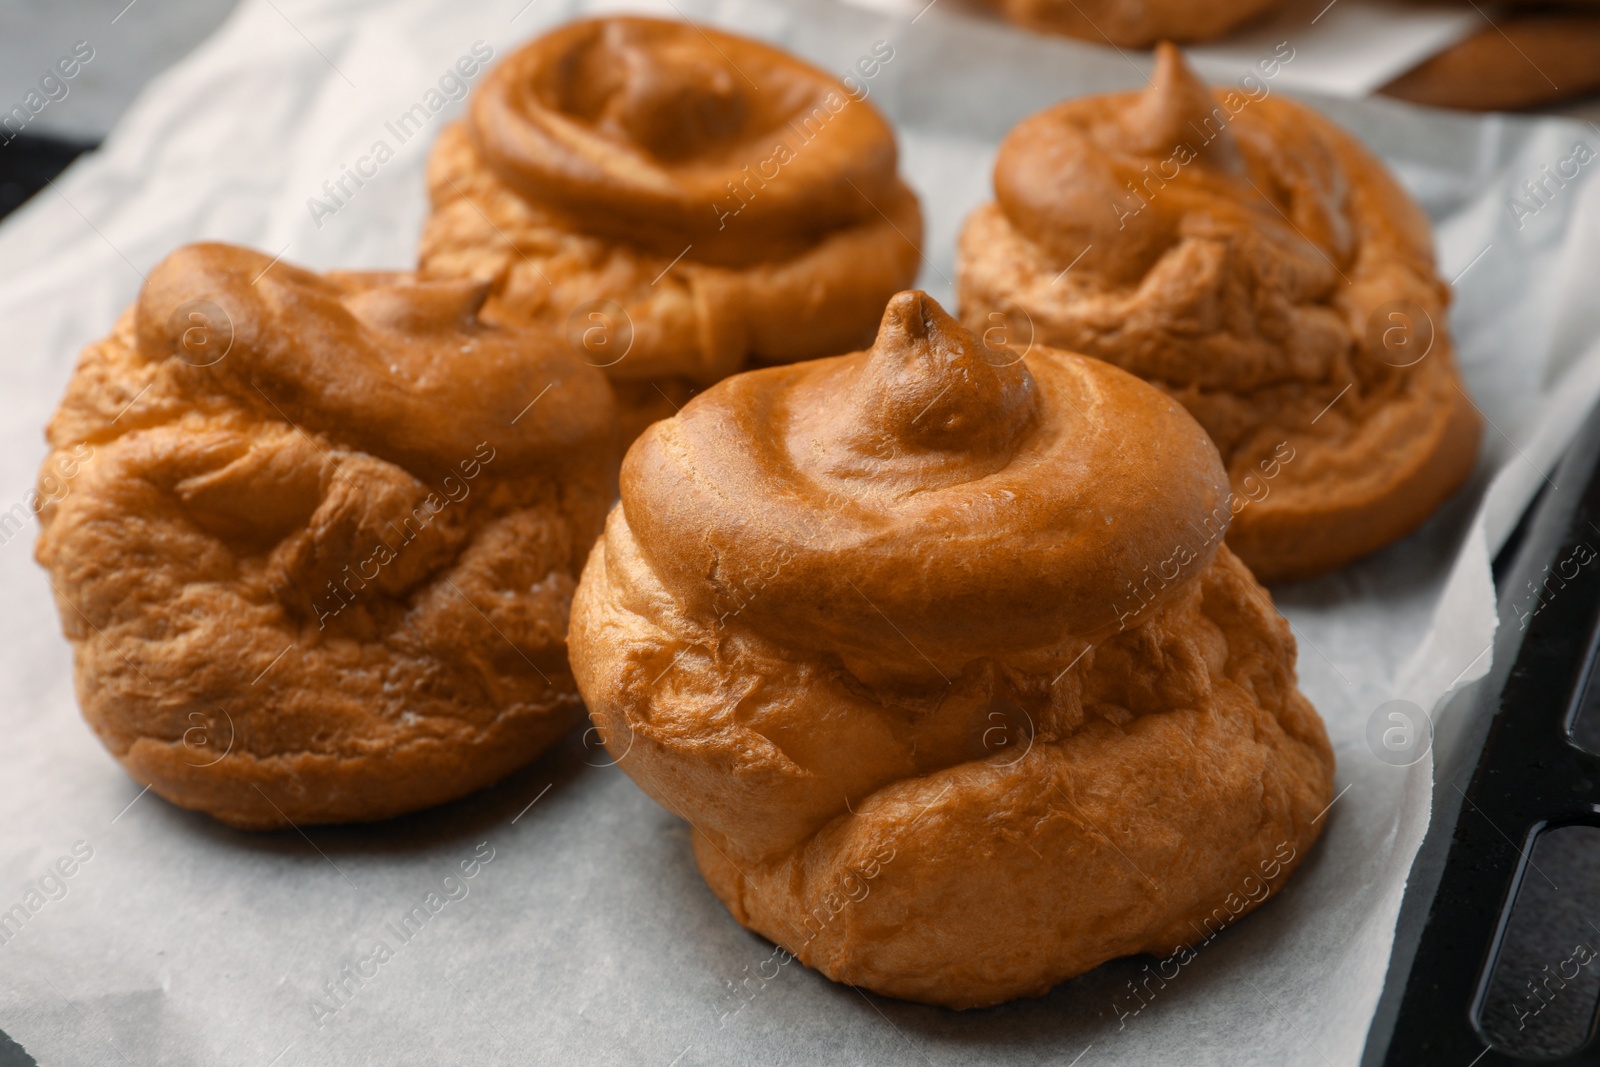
xmin=1363 ymin=409 xmax=1600 ymax=1065
xmin=0 ymin=136 xmax=94 ymax=222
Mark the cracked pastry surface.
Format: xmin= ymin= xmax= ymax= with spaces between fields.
xmin=983 ymin=0 xmax=1284 ymax=47
xmin=958 ymin=44 xmax=1481 ymax=582
xmin=35 ymin=242 xmax=617 ymax=830
xmin=418 ymin=16 xmax=923 ymax=440
xmin=569 ymin=290 xmax=1334 ymax=1008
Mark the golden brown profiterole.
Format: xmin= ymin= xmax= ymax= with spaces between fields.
xmin=569 ymin=290 xmax=1335 ymax=1008
xmin=418 ymin=16 xmax=924 ymax=440
xmin=36 ymin=242 xmax=617 ymax=829
xmin=958 ymin=44 xmax=1481 ymax=582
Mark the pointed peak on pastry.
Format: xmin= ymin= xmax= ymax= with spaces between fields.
xmin=1117 ymin=42 xmax=1242 ymax=171
xmin=861 ymin=291 xmax=1035 ymax=455
xmin=874 ymin=289 xmax=967 ymax=353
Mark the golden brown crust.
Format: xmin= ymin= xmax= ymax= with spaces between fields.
xmin=983 ymin=0 xmax=1284 ymax=47
xmin=35 ymin=243 xmax=618 ymax=829
xmin=958 ymin=44 xmax=1481 ymax=582
xmin=568 ymin=292 xmax=1334 ymax=1008
xmin=418 ymin=17 xmax=924 ymax=440
xmin=1381 ymin=13 xmax=1600 ymax=111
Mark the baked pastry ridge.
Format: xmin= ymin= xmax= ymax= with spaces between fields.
xmin=983 ymin=0 xmax=1285 ymax=47
xmin=36 ymin=242 xmax=617 ymax=829
xmin=958 ymin=43 xmax=1481 ymax=581
xmin=1381 ymin=10 xmax=1600 ymax=111
xmin=419 ymin=16 xmax=924 ymax=438
xmin=570 ymin=290 xmax=1335 ymax=1008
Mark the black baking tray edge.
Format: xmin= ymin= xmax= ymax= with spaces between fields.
xmin=1365 ymin=397 xmax=1600 ymax=1064
xmin=0 ymin=132 xmax=97 ymax=223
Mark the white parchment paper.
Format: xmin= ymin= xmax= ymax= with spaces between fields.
xmin=1188 ymin=0 xmax=1482 ymax=98
xmin=2 ymin=1 xmax=1599 ymax=1064
xmin=837 ymin=0 xmax=1483 ymax=100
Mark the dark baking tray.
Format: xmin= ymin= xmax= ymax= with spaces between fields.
xmin=0 ymin=133 xmax=96 ymax=224
xmin=1365 ymin=397 xmax=1600 ymax=1064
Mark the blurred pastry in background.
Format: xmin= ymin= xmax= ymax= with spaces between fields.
xmin=36 ymin=243 xmax=617 ymax=829
xmin=1381 ymin=6 xmax=1600 ymax=111
xmin=958 ymin=44 xmax=1481 ymax=582
xmin=981 ymin=0 xmax=1285 ymax=47
xmin=419 ymin=16 xmax=923 ymax=440
xmin=569 ymin=290 xmax=1334 ymax=1008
